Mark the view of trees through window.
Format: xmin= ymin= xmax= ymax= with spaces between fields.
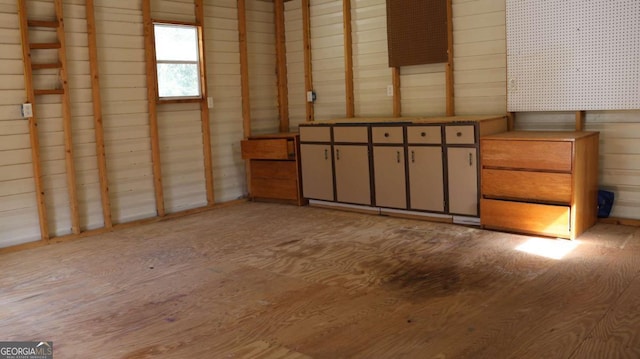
xmin=154 ymin=23 xmax=201 ymax=98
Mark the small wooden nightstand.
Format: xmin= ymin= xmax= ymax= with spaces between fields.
xmin=241 ymin=133 xmax=305 ymax=205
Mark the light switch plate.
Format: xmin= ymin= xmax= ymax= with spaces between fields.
xmin=387 ymin=85 xmax=394 ymax=97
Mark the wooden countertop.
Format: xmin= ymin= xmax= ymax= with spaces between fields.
xmin=300 ymin=115 xmax=507 ymax=125
xmin=481 ymin=131 xmax=599 ymax=141
xmin=247 ymin=132 xmax=298 ymax=140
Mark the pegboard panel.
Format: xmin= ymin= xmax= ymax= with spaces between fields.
xmin=507 ymin=0 xmax=640 ymax=111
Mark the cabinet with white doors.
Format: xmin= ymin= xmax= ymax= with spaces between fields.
xmin=299 ymin=116 xmax=507 ymax=222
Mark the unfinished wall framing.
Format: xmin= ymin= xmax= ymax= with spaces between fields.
xmin=0 ymin=0 xmax=248 ymax=250
xmin=1 ymin=0 xmax=640 ymax=251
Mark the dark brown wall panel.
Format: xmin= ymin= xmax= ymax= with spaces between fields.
xmin=386 ymin=0 xmax=448 ymax=67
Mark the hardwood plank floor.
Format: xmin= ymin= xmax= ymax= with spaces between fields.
xmin=1 ymin=202 xmax=640 ymax=358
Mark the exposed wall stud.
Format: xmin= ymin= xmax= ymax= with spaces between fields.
xmin=195 ymin=0 xmax=215 ymax=205
xmin=142 ymin=0 xmax=165 ymax=217
xmin=275 ymin=0 xmax=290 ymax=132
xmin=446 ymin=0 xmax=455 ymax=116
xmin=86 ymin=0 xmax=113 ymax=228
xmin=343 ymin=0 xmax=354 ymax=117
xmin=576 ymin=110 xmax=586 ymax=131
xmin=302 ymin=0 xmax=314 ymax=122
xmin=17 ymin=0 xmax=49 ymax=241
xmin=392 ymin=67 xmax=401 ymax=117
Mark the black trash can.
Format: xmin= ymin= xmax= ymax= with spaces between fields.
xmin=597 ymin=190 xmax=614 ymax=218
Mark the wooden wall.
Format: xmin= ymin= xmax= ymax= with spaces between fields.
xmin=0 ymin=0 xmax=247 ymax=248
xmin=0 ymin=0 xmax=638 ymax=249
xmin=247 ymin=0 xmax=279 ymax=134
xmin=284 ymin=0 xmax=305 ymax=130
xmin=282 ymin=0 xmax=639 ymax=220
xmin=285 ymin=0 xmax=506 ymax=119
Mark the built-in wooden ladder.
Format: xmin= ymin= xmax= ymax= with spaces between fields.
xmin=18 ymin=0 xmax=80 ymax=240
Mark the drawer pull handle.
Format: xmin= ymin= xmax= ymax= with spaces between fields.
xmin=336 ymin=149 xmax=340 ymax=160
xmin=384 ymin=132 xmax=390 ymax=138
xmin=324 ymin=149 xmax=328 ymax=160
xmin=469 ymin=153 xmax=473 ymax=166
xmin=457 ymin=132 xmax=463 ymax=137
xmin=411 ymin=150 xmax=415 ymax=163
xmin=396 ymin=151 xmax=401 ymax=163
xmin=421 ymin=132 xmax=426 ymax=137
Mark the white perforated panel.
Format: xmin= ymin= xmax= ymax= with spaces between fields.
xmin=507 ymin=0 xmax=640 ymax=111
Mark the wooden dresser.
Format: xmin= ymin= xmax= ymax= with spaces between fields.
xmin=480 ymin=131 xmax=599 ymax=239
xmin=241 ymin=133 xmax=304 ymax=205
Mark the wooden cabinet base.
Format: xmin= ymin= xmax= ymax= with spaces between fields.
xmin=480 ymin=131 xmax=599 ymax=240
xmin=241 ymin=133 xmax=305 ymax=206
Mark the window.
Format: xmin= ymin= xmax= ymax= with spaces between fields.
xmin=153 ymin=23 xmax=202 ymax=99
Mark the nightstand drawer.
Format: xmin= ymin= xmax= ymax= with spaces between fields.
xmin=372 ymin=126 xmax=403 ymax=144
xmin=482 ymin=140 xmax=572 ymax=172
xmin=407 ymin=126 xmax=441 ymax=144
xmin=481 ymin=199 xmax=571 ymax=238
xmin=445 ymin=125 xmax=475 ymax=144
xmin=482 ymin=169 xmax=572 ymax=203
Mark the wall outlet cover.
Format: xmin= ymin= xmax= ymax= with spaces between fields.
xmin=21 ymin=103 xmax=33 ymax=118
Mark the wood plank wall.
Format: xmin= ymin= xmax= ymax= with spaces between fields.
xmin=1 ymin=0 xmax=640 ymax=249
xmin=284 ymin=0 xmax=305 ymax=131
xmin=246 ymin=0 xmax=279 ymax=134
xmin=0 ymin=0 xmax=247 ymax=248
xmin=309 ymin=0 xmax=346 ymax=120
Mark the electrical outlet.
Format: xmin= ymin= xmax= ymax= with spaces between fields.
xmin=207 ymin=97 xmax=213 ymax=108
xmin=508 ymin=78 xmax=517 ymax=92
xmin=387 ymin=85 xmax=394 ymax=97
xmin=21 ymin=103 xmax=33 ymax=118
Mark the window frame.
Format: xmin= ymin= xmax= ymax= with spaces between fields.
xmin=152 ymin=21 xmax=205 ymax=103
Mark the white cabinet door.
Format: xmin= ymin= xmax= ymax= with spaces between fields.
xmin=408 ymin=146 xmax=444 ymax=212
xmin=373 ymin=146 xmax=406 ymax=209
xmin=300 ymin=144 xmax=334 ymax=201
xmin=447 ymin=147 xmax=478 ymax=216
xmin=334 ymin=145 xmax=371 ymax=205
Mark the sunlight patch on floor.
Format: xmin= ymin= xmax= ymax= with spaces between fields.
xmin=516 ymin=237 xmax=580 ymax=260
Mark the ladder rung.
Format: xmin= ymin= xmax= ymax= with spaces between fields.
xmin=30 ymin=43 xmax=61 ymax=50
xmin=32 ymin=62 xmax=62 ymax=70
xmin=27 ymin=20 xmax=59 ymax=28
xmin=34 ymin=89 xmax=64 ymax=95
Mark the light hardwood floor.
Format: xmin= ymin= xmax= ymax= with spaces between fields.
xmin=1 ymin=202 xmax=640 ymax=358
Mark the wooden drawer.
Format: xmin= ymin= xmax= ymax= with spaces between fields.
xmin=482 ymin=169 xmax=572 ymax=204
xmin=481 ymin=199 xmax=571 ymax=238
xmin=482 ymin=140 xmax=572 ymax=172
xmin=407 ymin=126 xmax=441 ymax=144
xmin=333 ymin=126 xmax=369 ymax=143
xmin=251 ymin=177 xmax=298 ymax=201
xmin=241 ymin=139 xmax=290 ymax=160
xmin=250 ymin=160 xmax=298 ymax=201
xmin=445 ymin=125 xmax=475 ymax=144
xmin=300 ymin=126 xmax=331 ymax=142
xmin=251 ymin=160 xmax=297 ymax=179
xmin=372 ymin=126 xmax=403 ymax=144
